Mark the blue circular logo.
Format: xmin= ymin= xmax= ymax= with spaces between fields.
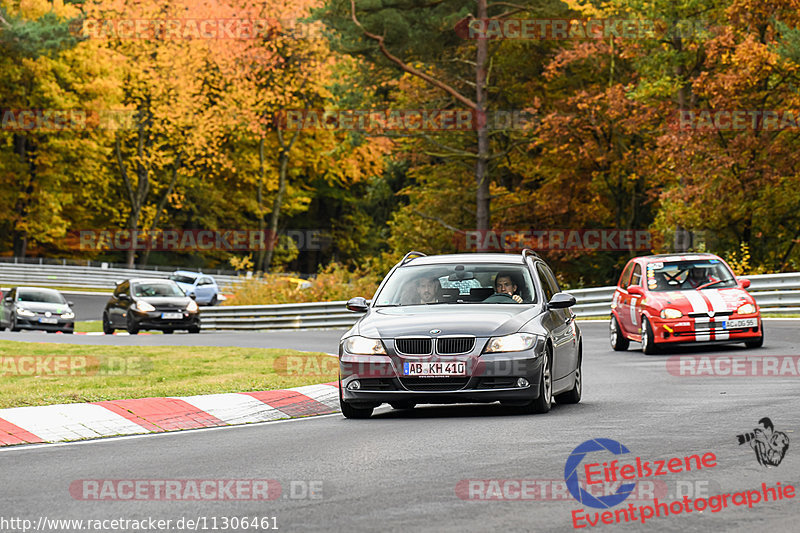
xmin=564 ymin=438 xmax=636 ymax=509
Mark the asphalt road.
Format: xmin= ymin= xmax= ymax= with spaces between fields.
xmin=1 ymin=321 xmax=799 ymax=533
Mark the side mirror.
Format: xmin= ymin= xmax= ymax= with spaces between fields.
xmin=3 ymin=296 xmax=11 ymax=303
xmin=627 ymin=286 xmax=644 ymax=297
xmin=548 ymin=292 xmax=576 ymax=309
xmin=189 ymin=293 xmax=197 ymax=300
xmin=67 ymin=301 xmax=74 ymax=306
xmin=119 ymin=294 xmax=130 ymax=301
xmin=738 ymin=278 xmax=751 ymax=289
xmin=346 ymin=297 xmax=369 ymax=313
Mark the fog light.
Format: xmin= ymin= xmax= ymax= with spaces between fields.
xmin=347 ymin=380 xmax=361 ymax=391
xmin=516 ymin=378 xmax=529 ymax=388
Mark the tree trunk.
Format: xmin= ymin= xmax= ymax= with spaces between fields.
xmin=475 ymin=0 xmax=490 ymax=240
xmin=262 ymin=129 xmax=301 ymax=272
xmin=140 ymin=155 xmax=181 ymax=266
xmin=256 ymin=137 xmax=268 ymax=271
xmin=11 ymin=133 xmax=34 ymax=258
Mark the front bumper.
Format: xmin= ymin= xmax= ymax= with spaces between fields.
xmin=130 ymin=311 xmax=200 ymax=330
xmin=650 ymin=314 xmax=761 ymax=345
xmin=15 ymin=316 xmax=74 ymax=332
xmin=339 ymin=349 xmax=545 ymax=406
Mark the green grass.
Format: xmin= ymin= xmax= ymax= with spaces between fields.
xmin=0 ymin=340 xmax=336 ymax=408
xmin=75 ymin=321 xmax=102 ymax=332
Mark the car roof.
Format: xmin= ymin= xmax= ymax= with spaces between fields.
xmin=126 ymin=278 xmax=177 ymax=284
xmin=400 ymin=253 xmax=528 ymax=266
xmin=173 ymin=270 xmax=201 ymax=276
xmin=14 ymin=286 xmax=62 ymax=293
xmin=636 ymin=253 xmax=721 ymax=263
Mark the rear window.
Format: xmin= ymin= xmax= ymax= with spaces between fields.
xmin=169 ymin=274 xmax=197 ymax=284
xmin=374 ymin=264 xmax=537 ymax=306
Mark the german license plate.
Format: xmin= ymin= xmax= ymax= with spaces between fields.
xmin=39 ymin=317 xmax=58 ymax=324
xmin=403 ymin=362 xmax=466 ymax=376
xmin=161 ymin=312 xmax=183 ymax=319
xmin=723 ymin=318 xmax=758 ymax=329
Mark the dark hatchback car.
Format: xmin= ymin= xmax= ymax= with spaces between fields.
xmin=338 ymin=250 xmax=582 ymax=418
xmin=103 ymin=278 xmax=200 ymax=334
xmin=0 ymin=287 xmax=76 ymax=333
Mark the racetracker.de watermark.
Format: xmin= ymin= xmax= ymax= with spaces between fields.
xmin=667 ymin=355 xmax=800 ymax=377
xmin=0 ymin=356 xmax=149 ymax=376
xmin=455 ymin=18 xmax=715 ymax=40
xmin=1 ymin=109 xmax=135 ymax=131
xmin=70 ymin=18 xmax=322 ymax=40
xmin=274 ymin=109 xmax=536 ymax=131
xmin=68 ymin=479 xmax=323 ymax=500
xmin=69 ymin=229 xmax=328 ymax=252
xmin=674 ymin=109 xmax=800 ymax=131
xmin=454 ymin=230 xmax=652 ymax=252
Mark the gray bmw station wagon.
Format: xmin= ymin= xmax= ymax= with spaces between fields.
xmin=338 ymin=250 xmax=582 ymax=418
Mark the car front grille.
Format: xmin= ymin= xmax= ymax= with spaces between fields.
xmin=437 ymin=337 xmax=475 ymax=354
xmin=400 ymin=378 xmax=470 ymax=391
xmin=688 ymin=311 xmax=733 ymax=318
xmin=395 ymin=338 xmax=432 ymax=355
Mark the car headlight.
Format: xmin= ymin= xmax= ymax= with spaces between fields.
xmin=16 ymin=308 xmax=35 ymax=317
xmin=61 ymin=311 xmax=75 ymax=319
xmin=134 ymin=301 xmax=155 ymax=312
xmin=660 ymin=308 xmax=683 ymax=319
xmin=343 ymin=336 xmax=386 ymax=355
xmin=485 ymin=333 xmax=540 ymax=353
xmin=186 ymin=300 xmax=199 ymax=313
xmin=737 ymin=303 xmax=756 ymax=315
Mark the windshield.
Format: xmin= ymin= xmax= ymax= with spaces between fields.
xmin=133 ymin=282 xmax=186 ymax=297
xmin=373 ymin=264 xmax=537 ymax=306
xmin=17 ymin=290 xmax=66 ymax=304
xmin=169 ymin=274 xmax=197 ymax=284
xmin=646 ymin=259 xmax=737 ymax=291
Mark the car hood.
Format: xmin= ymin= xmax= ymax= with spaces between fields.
xmin=645 ymin=287 xmax=754 ymax=314
xmin=355 ymin=304 xmax=541 ymax=338
xmin=16 ymin=301 xmax=71 ymax=313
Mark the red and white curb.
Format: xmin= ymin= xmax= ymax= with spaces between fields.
xmin=0 ymin=382 xmax=339 ymax=447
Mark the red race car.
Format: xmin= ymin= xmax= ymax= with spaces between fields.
xmin=610 ymin=253 xmax=763 ymax=354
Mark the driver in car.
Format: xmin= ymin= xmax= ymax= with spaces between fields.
xmin=483 ymin=272 xmax=524 ymax=303
xmin=684 ymin=267 xmax=716 ymax=289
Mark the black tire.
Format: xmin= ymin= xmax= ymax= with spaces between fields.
xmin=64 ymin=329 xmax=74 ymax=334
xmin=555 ymin=356 xmax=582 ymax=405
xmin=609 ymin=315 xmax=630 ymax=351
xmin=188 ymin=325 xmax=201 ymax=334
xmin=125 ymin=313 xmax=139 ymax=335
xmin=518 ymin=348 xmax=552 ymax=414
xmin=102 ymin=312 xmax=115 ymax=335
xmin=10 ymin=315 xmax=19 ymax=332
xmin=339 ymin=386 xmax=374 ymax=419
xmin=210 ymin=295 xmax=218 ymax=306
xmin=745 ymin=327 xmax=764 ymax=348
xmin=163 ymin=329 xmax=174 ymax=334
xmin=641 ymin=316 xmax=659 ymax=355
xmin=390 ymin=401 xmax=416 ymax=410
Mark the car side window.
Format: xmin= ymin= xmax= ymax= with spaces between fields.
xmin=199 ymin=277 xmax=212 ymax=286
xmin=630 ymin=264 xmax=643 ymax=287
xmin=536 ymin=263 xmax=557 ymax=302
xmin=619 ymin=262 xmax=634 ymax=288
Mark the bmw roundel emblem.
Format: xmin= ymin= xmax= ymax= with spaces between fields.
xmin=430 ymin=329 xmax=441 ymax=335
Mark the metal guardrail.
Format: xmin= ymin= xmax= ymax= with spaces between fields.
xmin=198 ymin=272 xmax=800 ymax=330
xmin=0 ymin=263 xmax=242 ymax=291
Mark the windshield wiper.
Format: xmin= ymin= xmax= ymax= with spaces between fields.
xmin=696 ymin=279 xmax=731 ymax=290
